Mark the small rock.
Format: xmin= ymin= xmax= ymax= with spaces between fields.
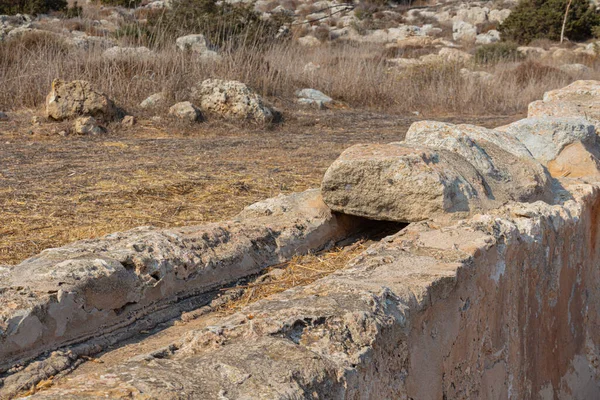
xmin=296 ymin=88 xmax=333 ymax=108
xmin=140 ymin=93 xmax=166 ymax=109
xmin=488 ymin=9 xmax=511 ymax=24
xmin=122 ymin=115 xmax=136 ymax=127
xmin=453 ymin=21 xmax=477 ymax=43
xmin=0 ymin=112 xmax=8 ymax=121
xmin=475 ymin=30 xmax=500 ymax=45
xmin=176 ymin=34 xmax=209 ymax=53
xmin=454 ymin=6 xmax=489 ymax=25
xmin=298 ymin=36 xmax=321 ymax=47
xmin=74 ymin=116 xmax=105 ymax=135
xmin=191 ymin=79 xmax=273 ymax=124
xmin=46 ymin=79 xmax=118 ymax=122
xmin=169 ymin=101 xmax=201 ymax=123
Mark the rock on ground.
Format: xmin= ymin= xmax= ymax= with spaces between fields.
xmin=296 ymin=88 xmax=333 ymax=107
xmin=452 ymin=20 xmax=477 ymax=42
xmin=74 ymin=116 xmax=104 ymax=135
xmin=45 ymin=79 xmax=118 ymax=122
xmin=475 ymin=29 xmax=500 ymax=44
xmin=321 ymin=143 xmax=491 ymax=222
xmin=176 ymin=34 xmax=210 ymax=52
xmin=175 ymin=34 xmax=220 ymax=60
xmin=321 ymin=122 xmax=553 ymax=223
xmin=192 ymin=79 xmax=274 ymax=123
xmin=140 ymin=92 xmax=167 ymax=109
xmin=497 ymin=117 xmax=600 ymax=178
xmin=169 ymin=101 xmax=202 ymax=122
xmin=528 ymin=80 xmax=600 ymax=129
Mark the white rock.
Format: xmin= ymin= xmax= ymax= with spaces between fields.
xmin=176 ymin=34 xmax=212 ymax=54
xmin=488 ymin=9 xmax=511 ymax=24
xmin=321 ymin=121 xmax=552 ymax=223
xmin=453 ymin=21 xmax=477 ymax=43
xmin=454 ymin=6 xmax=489 ymax=25
xmin=192 ymin=79 xmax=273 ymax=123
xmin=140 ymin=93 xmax=167 ymax=109
xmin=296 ymin=88 xmax=333 ymax=107
xmin=475 ymin=30 xmax=500 ymax=45
xmin=169 ymin=101 xmax=201 ymax=122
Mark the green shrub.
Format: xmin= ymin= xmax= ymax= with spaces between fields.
xmin=148 ymin=0 xmax=290 ymax=49
xmin=474 ymin=42 xmax=524 ymax=64
xmin=500 ymin=0 xmax=600 ymax=44
xmin=0 ymin=0 xmax=67 ymax=15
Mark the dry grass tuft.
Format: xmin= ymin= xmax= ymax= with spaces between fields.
xmin=218 ymin=241 xmax=368 ymax=314
xmin=2 ymin=28 xmax=599 ymax=116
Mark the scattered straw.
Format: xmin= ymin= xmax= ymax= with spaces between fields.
xmin=218 ymin=241 xmax=367 ymax=314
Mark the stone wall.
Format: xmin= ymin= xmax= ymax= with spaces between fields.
xmin=4 ymin=81 xmax=600 ymax=399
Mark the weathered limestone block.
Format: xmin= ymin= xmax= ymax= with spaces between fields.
xmin=169 ymin=101 xmax=202 ymax=122
xmin=497 ymin=117 xmax=600 ymax=178
xmin=191 ymin=79 xmax=274 ymax=123
xmin=321 ymin=122 xmax=552 ymax=223
xmin=45 ymin=79 xmax=118 ymax=122
xmin=0 ymin=190 xmax=362 ymax=397
xmin=528 ymin=80 xmax=600 ymax=129
xmin=321 ymin=143 xmax=493 ymax=222
xmin=28 ymin=183 xmax=600 ymax=400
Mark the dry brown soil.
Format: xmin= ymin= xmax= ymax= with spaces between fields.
xmin=0 ymin=109 xmax=521 ymax=265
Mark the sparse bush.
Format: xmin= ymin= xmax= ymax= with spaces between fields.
xmin=0 ymin=0 xmax=67 ymax=15
xmin=147 ymin=0 xmax=290 ymax=49
xmin=475 ymin=42 xmax=523 ymax=64
xmin=500 ymin=0 xmax=600 ymax=44
xmin=115 ymin=22 xmax=153 ymax=45
xmin=512 ymin=60 xmax=570 ymax=85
